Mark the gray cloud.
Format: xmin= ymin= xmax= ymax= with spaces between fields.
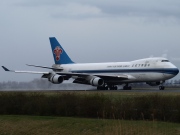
xmin=0 ymin=0 xmax=180 ymax=82
xmin=12 ymin=0 xmax=180 ymax=19
xmin=170 ymin=57 xmax=180 ymax=62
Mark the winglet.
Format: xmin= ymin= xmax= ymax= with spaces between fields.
xmin=2 ymin=66 xmax=10 ymax=71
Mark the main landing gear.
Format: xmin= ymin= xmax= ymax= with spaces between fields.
xmin=123 ymin=84 xmax=132 ymax=90
xmin=159 ymin=86 xmax=165 ymax=90
xmin=97 ymin=84 xmax=132 ymax=90
xmin=97 ymin=85 xmax=118 ymax=90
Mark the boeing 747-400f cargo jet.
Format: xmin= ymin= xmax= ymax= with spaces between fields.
xmin=2 ymin=37 xmax=179 ymax=90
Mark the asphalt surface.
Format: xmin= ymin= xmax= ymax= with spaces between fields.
xmin=104 ymin=89 xmax=180 ymax=93
xmin=1 ymin=87 xmax=180 ymax=93
xmin=72 ymin=87 xmax=180 ymax=93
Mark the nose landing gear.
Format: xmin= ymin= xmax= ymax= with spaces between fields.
xmin=159 ymin=86 xmax=165 ymax=90
xmin=159 ymin=81 xmax=165 ymax=90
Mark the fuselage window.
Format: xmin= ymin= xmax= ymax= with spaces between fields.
xmin=132 ymin=64 xmax=134 ymax=67
xmin=162 ymin=60 xmax=169 ymax=62
xmin=148 ymin=64 xmax=150 ymax=66
xmin=144 ymin=64 xmax=147 ymax=67
xmin=135 ymin=64 xmax=137 ymax=67
xmin=141 ymin=64 xmax=144 ymax=67
xmin=138 ymin=64 xmax=140 ymax=67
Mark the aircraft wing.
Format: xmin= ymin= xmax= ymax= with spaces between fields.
xmin=2 ymin=66 xmax=134 ymax=80
xmin=2 ymin=66 xmax=49 ymax=74
xmin=2 ymin=66 xmax=89 ymax=77
xmin=55 ymin=72 xmax=134 ymax=80
xmin=26 ymin=64 xmax=63 ymax=71
xmin=95 ymin=74 xmax=129 ymax=80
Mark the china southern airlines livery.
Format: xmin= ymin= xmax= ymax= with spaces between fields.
xmin=2 ymin=37 xmax=179 ymax=90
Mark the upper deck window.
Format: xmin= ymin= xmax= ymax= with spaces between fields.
xmin=161 ymin=60 xmax=169 ymax=62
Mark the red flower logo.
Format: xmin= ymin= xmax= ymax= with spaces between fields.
xmin=53 ymin=46 xmax=63 ymax=61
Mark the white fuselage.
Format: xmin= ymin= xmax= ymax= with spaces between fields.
xmin=53 ymin=57 xmax=179 ymax=84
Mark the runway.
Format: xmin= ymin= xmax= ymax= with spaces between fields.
xmin=101 ymin=88 xmax=180 ymax=93
xmin=1 ymin=87 xmax=180 ymax=93
xmin=74 ymin=87 xmax=180 ymax=93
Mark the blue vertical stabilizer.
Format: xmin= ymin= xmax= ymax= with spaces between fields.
xmin=49 ymin=37 xmax=74 ymax=64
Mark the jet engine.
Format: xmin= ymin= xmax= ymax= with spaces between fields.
xmin=146 ymin=82 xmax=160 ymax=86
xmin=90 ymin=77 xmax=104 ymax=86
xmin=49 ymin=74 xmax=64 ymax=84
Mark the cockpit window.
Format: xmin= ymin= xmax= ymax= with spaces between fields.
xmin=161 ymin=60 xmax=169 ymax=62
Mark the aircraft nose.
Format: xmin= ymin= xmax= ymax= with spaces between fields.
xmin=173 ymin=67 xmax=179 ymax=76
xmin=175 ymin=68 xmax=179 ymax=75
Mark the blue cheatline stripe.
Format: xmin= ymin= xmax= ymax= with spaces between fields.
xmin=71 ymin=68 xmax=179 ymax=75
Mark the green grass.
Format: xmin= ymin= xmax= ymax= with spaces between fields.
xmin=1 ymin=92 xmax=180 ymax=122
xmin=0 ymin=115 xmax=179 ymax=135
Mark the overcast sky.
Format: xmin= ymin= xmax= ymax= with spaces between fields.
xmin=0 ymin=0 xmax=180 ymax=82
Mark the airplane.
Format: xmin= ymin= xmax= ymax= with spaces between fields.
xmin=2 ymin=37 xmax=179 ymax=90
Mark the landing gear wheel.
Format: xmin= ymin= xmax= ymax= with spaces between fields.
xmin=105 ymin=86 xmax=109 ymax=90
xmin=109 ymin=85 xmax=118 ymax=90
xmin=123 ymin=85 xmax=132 ymax=90
xmin=110 ymin=87 xmax=113 ymax=90
xmin=97 ymin=85 xmax=110 ymax=90
xmin=159 ymin=86 xmax=165 ymax=90
xmin=97 ymin=86 xmax=104 ymax=90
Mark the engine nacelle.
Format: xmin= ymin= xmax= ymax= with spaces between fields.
xmin=90 ymin=77 xmax=104 ymax=86
xmin=146 ymin=82 xmax=160 ymax=86
xmin=49 ymin=75 xmax=64 ymax=84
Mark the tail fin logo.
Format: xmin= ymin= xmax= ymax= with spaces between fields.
xmin=53 ymin=46 xmax=63 ymax=61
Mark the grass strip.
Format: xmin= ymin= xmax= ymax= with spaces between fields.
xmin=0 ymin=115 xmax=180 ymax=135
